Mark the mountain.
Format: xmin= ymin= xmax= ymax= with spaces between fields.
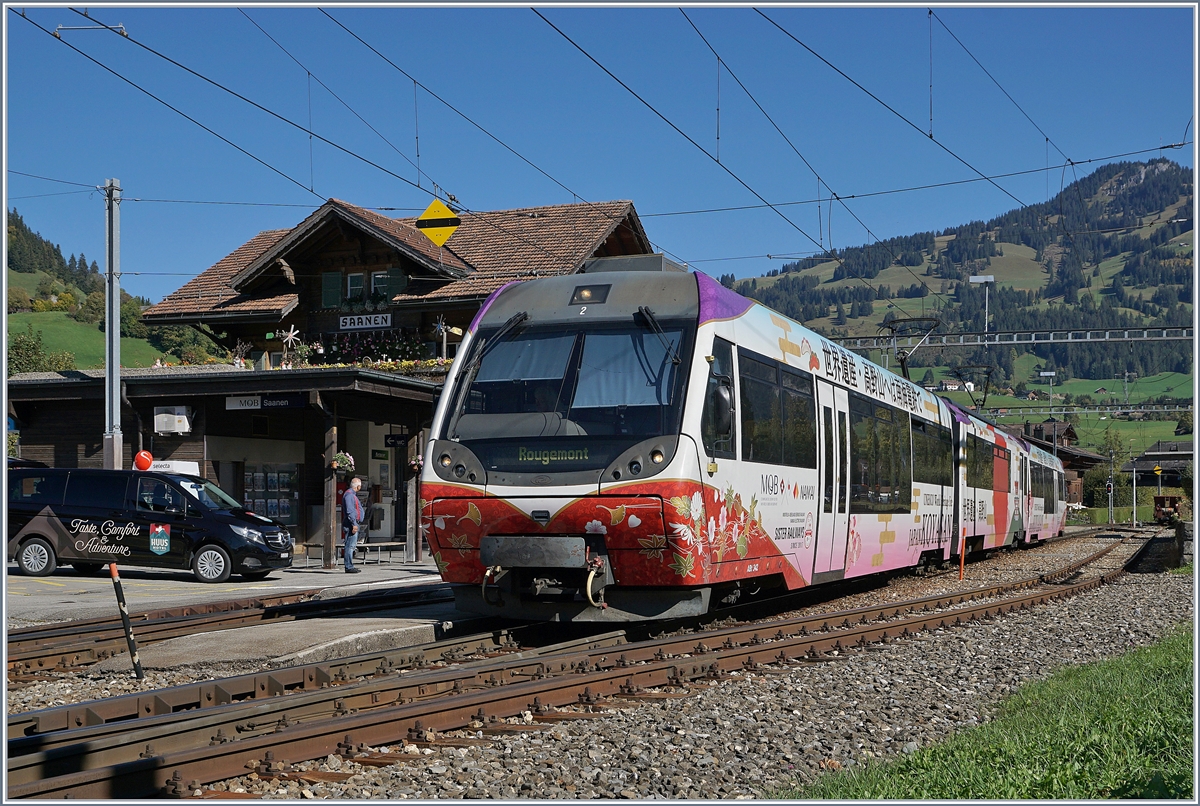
xmin=729 ymin=158 xmax=1193 ymax=386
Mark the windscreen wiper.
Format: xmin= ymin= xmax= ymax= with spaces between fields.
xmin=637 ymin=306 xmax=681 ymax=364
xmin=449 ymin=311 xmax=529 ymax=439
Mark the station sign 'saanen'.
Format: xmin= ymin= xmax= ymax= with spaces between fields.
xmin=340 ymin=313 xmax=392 ymax=330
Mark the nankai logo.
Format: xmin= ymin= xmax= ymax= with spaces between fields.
xmin=517 ymin=447 xmax=589 ymax=465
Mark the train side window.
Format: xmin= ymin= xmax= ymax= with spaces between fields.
xmin=911 ymin=418 xmax=953 ymax=486
xmin=848 ymin=393 xmax=911 ymax=514
xmin=966 ymin=434 xmax=994 ymax=490
xmin=738 ymin=351 xmax=782 ymax=464
xmin=701 ymin=338 xmax=736 ymax=458
xmin=781 ymin=369 xmax=817 ymax=469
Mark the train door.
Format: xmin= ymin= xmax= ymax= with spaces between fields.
xmin=953 ymin=420 xmax=966 ymax=557
xmin=812 ymin=380 xmax=849 ymax=581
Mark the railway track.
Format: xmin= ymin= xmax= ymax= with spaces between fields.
xmin=7 ymin=583 xmax=453 ymax=678
xmin=6 ymin=529 xmax=1152 ymax=799
xmin=8 ymin=527 xmax=1110 ymax=680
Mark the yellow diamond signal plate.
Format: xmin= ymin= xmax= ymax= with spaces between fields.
xmin=416 ymin=199 xmax=461 ymax=247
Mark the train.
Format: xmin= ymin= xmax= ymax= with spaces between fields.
xmin=420 ymin=258 xmax=1066 ymax=621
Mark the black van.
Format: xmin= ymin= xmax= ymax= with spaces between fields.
xmin=7 ymin=468 xmax=293 ymax=582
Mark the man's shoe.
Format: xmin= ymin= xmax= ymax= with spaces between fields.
xmin=345 ymin=567 xmax=361 ymax=574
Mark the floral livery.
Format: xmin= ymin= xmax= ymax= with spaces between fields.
xmin=422 ymin=479 xmax=807 ymax=590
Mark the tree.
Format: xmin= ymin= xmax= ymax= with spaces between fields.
xmin=7 ymin=323 xmax=76 ymax=375
xmin=1102 ymin=424 xmax=1125 ymax=462
xmin=1177 ymin=411 xmax=1193 ymax=435
xmin=35 ymin=275 xmax=57 ymax=299
xmin=8 ymin=286 xmax=31 ymax=313
xmin=921 ymin=368 xmax=935 ymax=386
xmin=834 ymin=302 xmax=847 ymax=325
xmin=74 ymin=290 xmax=105 ymax=324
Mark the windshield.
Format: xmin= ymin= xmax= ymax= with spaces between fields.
xmin=444 ymin=322 xmax=692 ymax=473
xmin=179 ymin=478 xmax=242 ymax=510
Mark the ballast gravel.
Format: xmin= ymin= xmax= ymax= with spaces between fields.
xmin=209 ymin=568 xmax=1190 ymax=799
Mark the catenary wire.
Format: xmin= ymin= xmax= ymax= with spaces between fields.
xmin=60 ymin=8 xmax=599 ymax=273
xmin=317 ymin=8 xmax=688 ymax=266
xmin=6 ymin=170 xmax=99 ymax=188
xmin=13 ymin=10 xmax=324 ymax=201
xmin=533 ymin=8 xmax=908 ymax=315
xmin=756 ymin=9 xmax=1031 ymax=213
xmin=681 ymin=9 xmax=949 ymax=311
xmin=929 ymin=9 xmax=1072 ymax=164
xmin=236 ymin=9 xmax=427 ymax=187
xmin=642 ymin=143 xmax=1191 ymax=219
xmin=8 ymin=189 xmax=98 ymax=200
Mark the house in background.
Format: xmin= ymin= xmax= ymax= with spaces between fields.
xmin=1122 ymin=440 xmax=1193 ymax=487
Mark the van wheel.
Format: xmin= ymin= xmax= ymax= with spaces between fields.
xmin=241 ymin=571 xmax=271 ymax=581
xmin=193 ymin=546 xmax=231 ymax=583
xmin=70 ymin=562 xmax=105 ymax=576
xmin=17 ymin=538 xmax=57 ymax=577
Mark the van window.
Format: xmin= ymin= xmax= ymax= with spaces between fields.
xmin=136 ymin=478 xmax=183 ymax=514
xmin=179 ymin=478 xmax=241 ymax=510
xmin=65 ymin=472 xmax=130 ymax=510
xmin=9 ymin=472 xmax=66 ymax=506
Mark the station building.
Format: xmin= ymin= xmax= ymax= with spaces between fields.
xmin=9 ymin=198 xmax=654 ymax=559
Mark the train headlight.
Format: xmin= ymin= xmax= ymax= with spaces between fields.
xmin=454 ymin=464 xmax=467 ymax=478
xmin=439 ymin=454 xmax=453 ymax=467
xmin=628 ymin=460 xmax=642 ymax=475
xmin=650 ymin=449 xmax=665 ymax=464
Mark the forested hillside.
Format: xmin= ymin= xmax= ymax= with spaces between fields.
xmin=7 ymin=207 xmax=221 ymax=368
xmin=729 ymin=158 xmax=1193 ymax=385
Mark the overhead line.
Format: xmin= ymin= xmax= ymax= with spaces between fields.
xmin=929 ymin=9 xmax=1071 ymax=163
xmin=236 ymin=9 xmax=426 ymax=186
xmin=533 ymin=9 xmax=895 ymax=307
xmin=681 ymin=9 xmax=947 ymax=311
xmin=8 ymin=189 xmax=97 ymax=200
xmin=61 ymin=9 xmax=596 ymax=273
xmin=13 ymin=10 xmax=323 ymax=200
xmin=6 ymin=170 xmax=98 ymax=188
xmin=756 ymin=9 xmax=1031 ymax=213
xmin=642 ymin=143 xmax=1191 ymax=219
xmin=318 ymin=8 xmax=688 ymax=266
xmin=756 ymin=9 xmax=1128 ymax=261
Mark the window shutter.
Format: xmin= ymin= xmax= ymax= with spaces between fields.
xmin=321 ymin=272 xmax=341 ymax=308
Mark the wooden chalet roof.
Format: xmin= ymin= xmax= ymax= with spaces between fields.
xmin=142 ymin=198 xmax=650 ymax=322
xmin=142 ymin=229 xmax=296 ymax=322
xmin=390 ymin=199 xmax=651 ymax=306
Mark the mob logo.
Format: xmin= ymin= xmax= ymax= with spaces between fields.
xmin=149 ymin=523 xmax=171 ymax=556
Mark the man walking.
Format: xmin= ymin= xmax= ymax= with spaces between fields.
xmin=342 ymin=477 xmax=365 ymax=574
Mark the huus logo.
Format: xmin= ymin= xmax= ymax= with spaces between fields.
xmin=518 ymin=447 xmax=589 ymax=465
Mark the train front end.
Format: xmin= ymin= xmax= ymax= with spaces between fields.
xmin=421 ymin=268 xmax=706 ymax=621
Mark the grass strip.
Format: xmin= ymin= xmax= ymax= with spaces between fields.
xmin=771 ymin=624 xmax=1193 ymax=799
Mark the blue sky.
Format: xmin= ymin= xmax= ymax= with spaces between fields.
xmin=4 ymin=4 xmax=1195 ymax=303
